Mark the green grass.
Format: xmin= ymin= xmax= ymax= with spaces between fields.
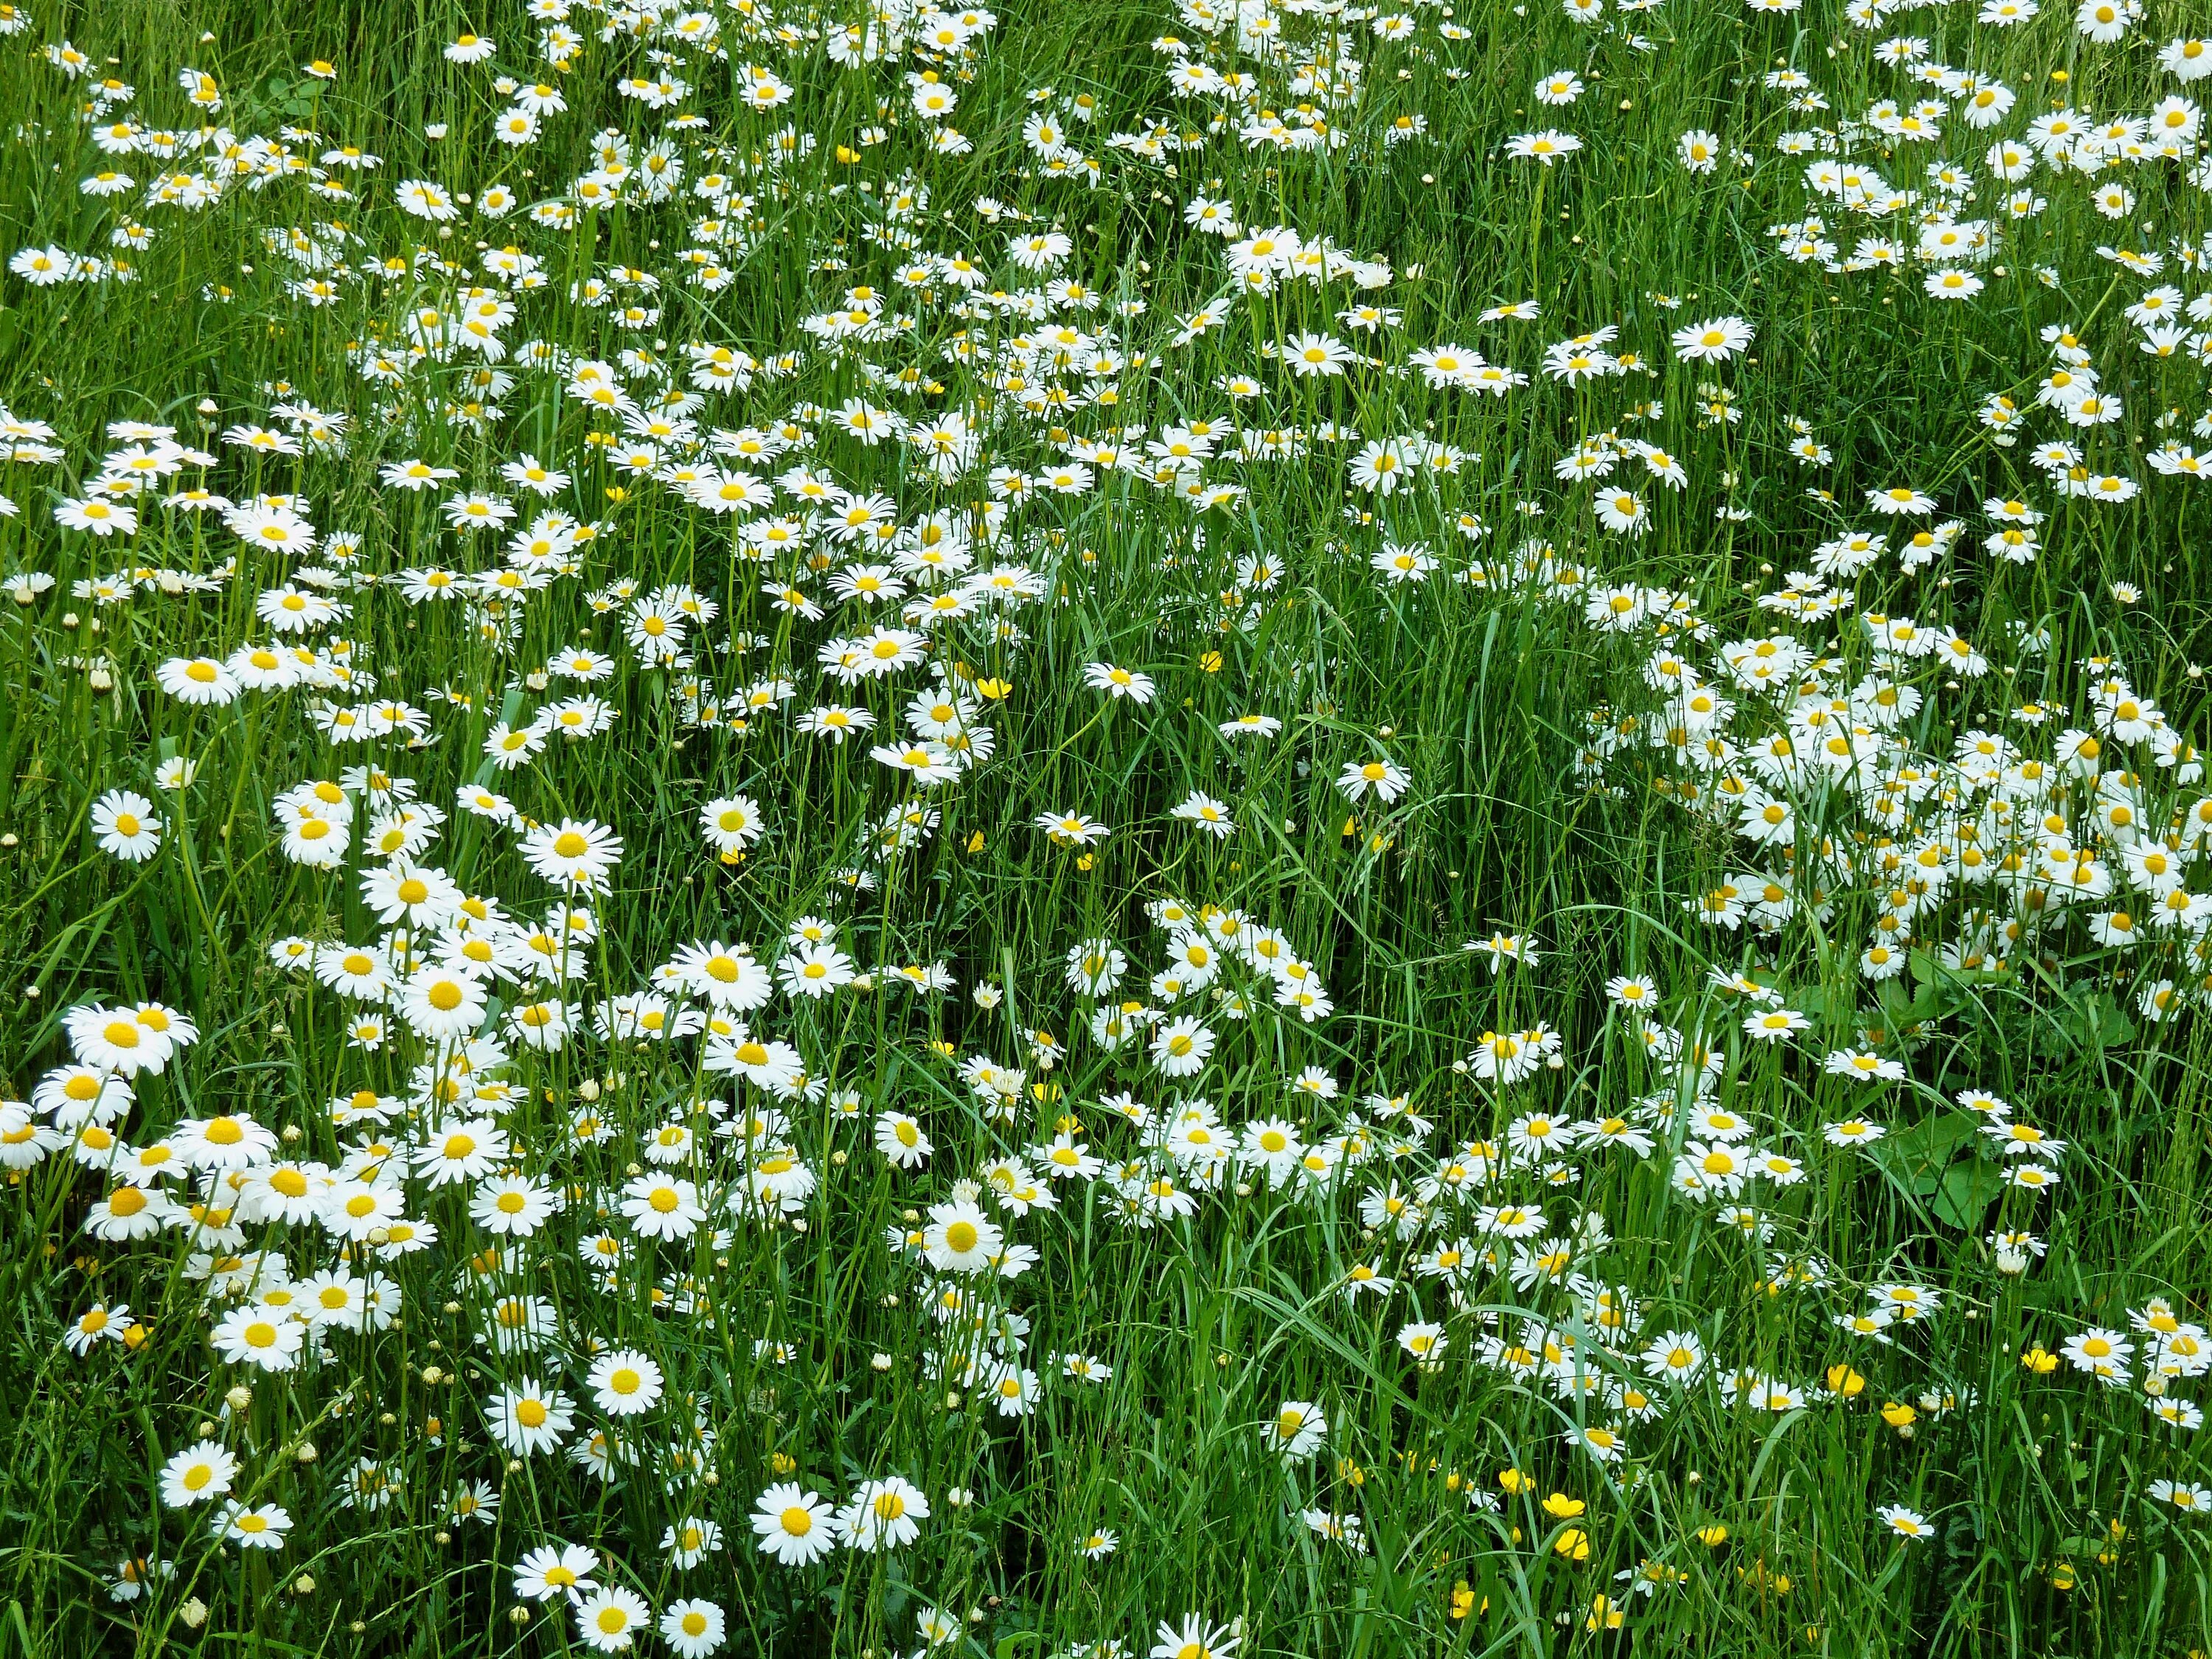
xmin=1 ymin=0 xmax=2211 ymax=1654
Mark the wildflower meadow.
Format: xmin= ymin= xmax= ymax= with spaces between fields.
xmin=1 ymin=0 xmax=2211 ymax=1652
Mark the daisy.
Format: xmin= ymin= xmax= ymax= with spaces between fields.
xmin=1336 ymin=757 xmax=1410 ymax=802
xmin=1170 ymin=791 xmax=1235 ymax=838
xmin=874 ymin=1112 xmax=932 ymax=1168
xmin=1150 ymin=1617 xmax=1241 ymax=1659
xmin=219 ymin=1503 xmax=292 ymax=1550
xmin=522 ymin=818 xmax=624 ymax=891
xmin=91 ymin=791 xmax=162 ymax=862
xmin=156 ymin=656 xmax=242 ymax=705
xmin=1743 ymin=1007 xmax=1809 ymax=1043
xmin=751 ymin=1484 xmax=838 ymax=1565
xmin=209 ymin=1305 xmax=306 ymax=1372
xmin=489 ymin=1378 xmax=575 ymax=1456
xmin=699 ymin=795 xmax=765 ymax=854
xmin=661 ymin=1600 xmax=728 ymax=1657
xmin=159 ymin=1441 xmax=238 ymax=1509
xmin=1284 ymin=331 xmax=1354 ymax=377
xmin=1150 ymin=1016 xmax=1215 ymax=1077
xmin=574 ymin=1585 xmax=650 ymax=1652
xmin=1672 ymin=316 xmax=1753 ymax=361
xmin=619 ymin=1172 xmax=706 ymax=1240
xmin=2150 ymin=1480 xmax=2212 ymax=1515
xmin=63 ymin=1301 xmax=134 ymax=1353
xmin=1866 ymin=486 xmax=1937 ymax=517
xmin=922 ymin=1200 xmax=1001 ymax=1273
xmin=1641 ymin=1330 xmax=1705 ymax=1383
xmin=1823 ymin=1049 xmax=1904 ymax=1083
xmin=840 ymin=1476 xmax=929 ymax=1551
xmin=1084 ymin=661 xmax=1156 ymax=703
xmin=66 ymin=1003 xmax=172 ymax=1077
xmin=585 ymin=1349 xmax=665 ymax=1416
xmin=1036 ymin=810 xmax=1110 ymax=846
xmin=1594 ymin=489 xmax=1649 ymax=534
xmin=513 ymin=1542 xmax=600 ymax=1602
xmin=1570 ymin=1425 xmax=1628 ymax=1462
xmin=1877 ymin=1505 xmax=1932 ymax=1542
xmin=670 ymin=941 xmax=772 ymax=1010
xmin=1266 ymin=1399 xmax=1327 ymax=1459
xmin=398 ymin=968 xmax=487 ymax=1043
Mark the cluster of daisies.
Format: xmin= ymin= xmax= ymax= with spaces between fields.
xmin=3 ymin=0 xmax=2211 ymax=1649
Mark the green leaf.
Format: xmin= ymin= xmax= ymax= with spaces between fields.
xmin=1874 ymin=1110 xmax=1978 ymax=1194
xmin=1932 ymin=1155 xmax=2005 ymax=1231
xmin=1791 ymin=980 xmax=1837 ymax=1023
xmin=1910 ymin=946 xmax=2004 ymax=993
xmin=1875 ymin=976 xmax=1913 ymax=1024
xmin=2062 ymin=992 xmax=2135 ymax=1052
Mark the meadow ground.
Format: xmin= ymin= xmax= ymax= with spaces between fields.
xmin=1 ymin=0 xmax=2211 ymax=1654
